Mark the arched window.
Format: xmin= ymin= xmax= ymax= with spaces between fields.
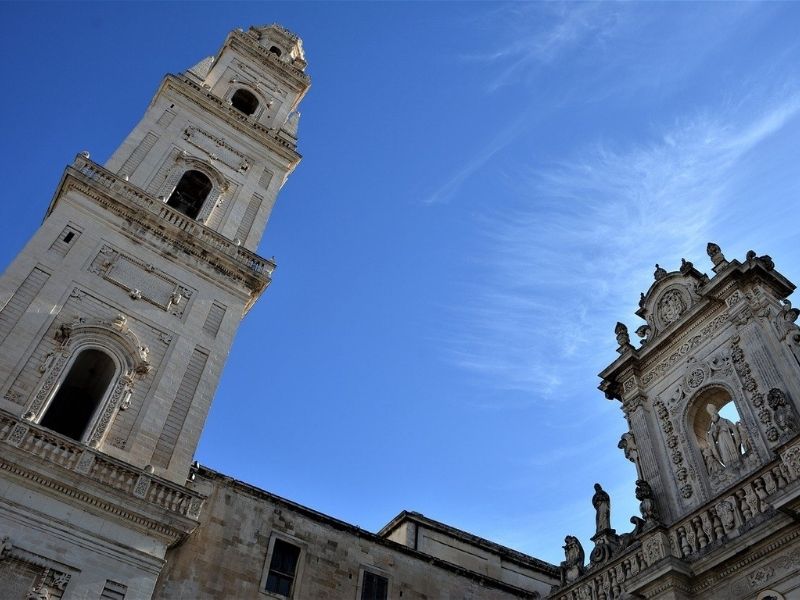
xmin=40 ymin=349 xmax=116 ymax=441
xmin=231 ymin=89 xmax=259 ymax=116
xmin=167 ymin=170 xmax=212 ymax=219
xmin=269 ymin=45 xmax=282 ymax=57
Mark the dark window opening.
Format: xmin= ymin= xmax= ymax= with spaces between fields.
xmin=40 ymin=349 xmax=115 ymax=441
xmin=361 ymin=571 xmax=389 ymax=600
xmin=231 ymin=88 xmax=259 ymax=116
xmin=265 ymin=539 xmax=301 ymax=597
xmin=63 ymin=231 xmax=75 ymax=243
xmin=269 ymin=45 xmax=282 ymax=57
xmin=167 ymin=170 xmax=212 ymax=219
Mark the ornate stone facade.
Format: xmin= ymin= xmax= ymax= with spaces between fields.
xmin=554 ymin=244 xmax=800 ymax=600
xmin=2 ymin=21 xmax=800 ymax=600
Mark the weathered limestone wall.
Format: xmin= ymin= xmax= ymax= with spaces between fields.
xmin=381 ymin=513 xmax=557 ymax=597
xmin=155 ymin=469 xmax=544 ymax=599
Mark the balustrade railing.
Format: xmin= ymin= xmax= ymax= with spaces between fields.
xmin=1 ymin=412 xmax=203 ymax=521
xmin=552 ymin=452 xmax=800 ymax=600
xmin=72 ymin=157 xmax=275 ymax=278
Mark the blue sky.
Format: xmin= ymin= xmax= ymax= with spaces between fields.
xmin=2 ymin=2 xmax=800 ymax=565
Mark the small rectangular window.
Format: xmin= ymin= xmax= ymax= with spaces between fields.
xmin=100 ymin=580 xmax=127 ymax=599
xmin=265 ymin=539 xmax=301 ymax=597
xmin=361 ymin=571 xmax=388 ymax=600
xmin=49 ymin=224 xmax=81 ymax=257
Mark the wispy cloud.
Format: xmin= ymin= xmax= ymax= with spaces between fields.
xmin=462 ymin=3 xmax=626 ymax=93
xmin=442 ymin=95 xmax=800 ymax=399
xmin=424 ymin=113 xmax=528 ymax=205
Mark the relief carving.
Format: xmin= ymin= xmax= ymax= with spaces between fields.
xmin=659 ymin=289 xmax=686 ymax=325
xmin=88 ymin=245 xmax=194 ymax=318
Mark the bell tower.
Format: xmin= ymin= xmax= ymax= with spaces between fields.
xmin=0 ymin=25 xmax=309 ymax=598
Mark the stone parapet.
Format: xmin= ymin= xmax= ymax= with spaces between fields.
xmin=551 ymin=437 xmax=800 ymax=599
xmin=0 ymin=409 xmax=204 ymax=545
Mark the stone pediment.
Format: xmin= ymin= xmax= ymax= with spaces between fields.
xmin=634 ymin=261 xmax=710 ymax=344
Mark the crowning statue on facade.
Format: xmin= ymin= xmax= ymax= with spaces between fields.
xmin=1 ymin=20 xmax=800 ymax=600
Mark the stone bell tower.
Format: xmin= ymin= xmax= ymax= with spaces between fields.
xmin=0 ymin=25 xmax=309 ymax=598
xmin=550 ymin=244 xmax=800 ymax=600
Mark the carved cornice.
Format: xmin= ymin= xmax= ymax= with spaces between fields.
xmin=0 ymin=410 xmax=203 ymax=546
xmin=232 ymin=29 xmax=311 ymax=87
xmin=166 ymin=75 xmax=303 ymax=162
xmin=47 ymin=157 xmax=272 ymax=307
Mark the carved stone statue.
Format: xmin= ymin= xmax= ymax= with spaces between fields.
xmin=618 ymin=432 xmax=642 ymax=478
xmin=0 ymin=536 xmax=11 ymax=560
xmin=701 ymin=445 xmax=723 ymax=476
xmin=653 ymin=264 xmax=667 ymax=281
xmin=635 ymin=480 xmax=659 ymax=522
xmin=615 ymin=322 xmax=634 ymax=354
xmin=707 ymin=242 xmax=728 ymax=270
xmin=768 ymin=388 xmax=798 ymax=433
xmin=592 ymin=483 xmax=611 ymax=533
xmin=560 ymin=535 xmax=585 ymax=585
xmin=706 ymin=404 xmax=743 ymax=468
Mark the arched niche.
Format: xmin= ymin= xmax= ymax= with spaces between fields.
xmin=686 ymin=384 xmax=752 ymax=483
xmin=26 ymin=315 xmax=150 ymax=447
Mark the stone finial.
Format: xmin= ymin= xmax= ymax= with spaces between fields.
xmin=638 ymin=292 xmax=646 ymax=308
xmin=653 ymin=264 xmax=667 ymax=281
xmin=707 ymin=242 xmax=728 ymax=273
xmin=615 ymin=322 xmax=634 ymax=354
xmin=679 ymin=258 xmax=693 ymax=274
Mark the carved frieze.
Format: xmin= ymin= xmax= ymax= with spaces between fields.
xmin=653 ymin=399 xmax=694 ymax=499
xmin=640 ymin=312 xmax=729 ymax=388
xmin=88 ymin=245 xmax=194 ymax=317
xmin=183 ymin=125 xmax=252 ymax=172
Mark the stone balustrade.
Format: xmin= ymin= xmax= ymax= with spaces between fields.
xmin=0 ymin=411 xmax=204 ymax=521
xmin=670 ymin=458 xmax=795 ymax=560
xmin=552 ymin=443 xmax=800 ymax=600
xmin=72 ymin=156 xmax=276 ymax=278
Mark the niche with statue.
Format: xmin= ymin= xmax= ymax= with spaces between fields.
xmin=687 ymin=386 xmax=760 ymax=491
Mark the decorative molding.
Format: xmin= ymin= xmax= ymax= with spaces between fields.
xmin=183 ymin=125 xmax=252 ymax=173
xmin=640 ymin=312 xmax=729 ymax=388
xmin=88 ymin=244 xmax=194 ymax=317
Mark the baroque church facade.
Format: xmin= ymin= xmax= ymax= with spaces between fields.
xmin=0 ymin=24 xmax=798 ymax=600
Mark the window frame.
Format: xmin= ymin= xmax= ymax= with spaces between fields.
xmin=37 ymin=343 xmax=124 ymax=444
xmin=355 ymin=566 xmax=391 ymax=600
xmin=259 ymin=534 xmax=306 ymax=599
xmin=38 ymin=346 xmax=120 ymax=442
